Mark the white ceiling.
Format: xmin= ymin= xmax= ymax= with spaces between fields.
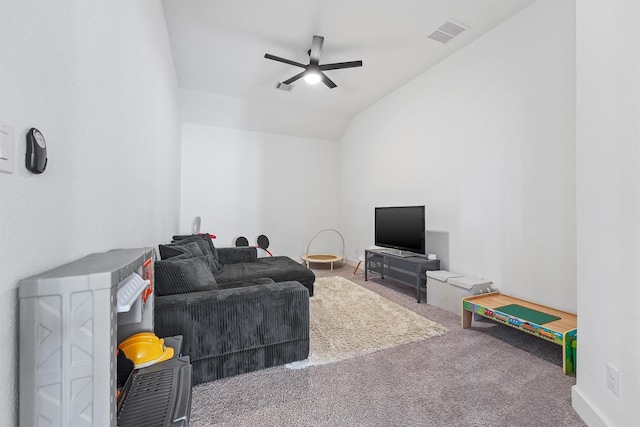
xmin=163 ymin=0 xmax=535 ymax=140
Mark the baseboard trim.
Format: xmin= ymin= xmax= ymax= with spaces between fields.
xmin=345 ymin=257 xmax=358 ymax=267
xmin=571 ymin=385 xmax=608 ymax=427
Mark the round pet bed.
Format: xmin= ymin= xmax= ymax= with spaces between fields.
xmin=302 ymin=229 xmax=345 ymax=271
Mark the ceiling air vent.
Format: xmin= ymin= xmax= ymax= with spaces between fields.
xmin=274 ymin=82 xmax=294 ymax=92
xmin=428 ymin=20 xmax=467 ymax=44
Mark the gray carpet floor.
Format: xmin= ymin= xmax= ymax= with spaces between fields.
xmin=189 ymin=265 xmax=586 ymax=427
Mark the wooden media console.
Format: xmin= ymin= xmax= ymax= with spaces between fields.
xmin=462 ymin=292 xmax=577 ymax=374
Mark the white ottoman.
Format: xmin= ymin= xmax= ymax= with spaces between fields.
xmin=426 ymin=270 xmax=463 ymax=312
xmin=447 ymin=276 xmax=494 ymax=317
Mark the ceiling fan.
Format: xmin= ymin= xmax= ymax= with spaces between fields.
xmin=264 ymin=35 xmax=363 ymax=89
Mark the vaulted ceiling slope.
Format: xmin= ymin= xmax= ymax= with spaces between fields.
xmin=163 ymin=0 xmax=535 ymax=140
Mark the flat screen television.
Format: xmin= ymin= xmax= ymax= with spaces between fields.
xmin=374 ymin=205 xmax=425 ymax=256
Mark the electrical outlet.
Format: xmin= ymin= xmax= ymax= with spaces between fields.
xmin=607 ymin=364 xmax=619 ymax=397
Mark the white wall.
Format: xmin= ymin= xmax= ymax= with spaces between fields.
xmin=180 ymin=123 xmax=340 ymax=259
xmin=339 ymin=0 xmax=577 ymax=312
xmin=0 ymin=1 xmax=180 ymax=423
xmin=179 ymin=88 xmax=350 ymax=141
xmin=572 ymin=1 xmax=640 ymax=426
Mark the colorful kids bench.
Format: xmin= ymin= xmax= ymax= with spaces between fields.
xmin=462 ymin=292 xmax=577 ymax=374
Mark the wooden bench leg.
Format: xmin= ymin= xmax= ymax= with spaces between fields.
xmin=462 ymin=307 xmax=473 ymax=328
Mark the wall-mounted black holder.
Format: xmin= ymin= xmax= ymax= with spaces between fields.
xmin=26 ymin=127 xmax=47 ymax=174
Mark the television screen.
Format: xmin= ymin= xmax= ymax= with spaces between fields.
xmin=375 ymin=206 xmax=425 ymax=255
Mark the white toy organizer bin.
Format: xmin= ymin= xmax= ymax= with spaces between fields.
xmin=426 ymin=270 xmax=494 ymax=317
xmin=426 ymin=270 xmax=463 ymax=311
xmin=19 ymin=247 xmax=154 ymax=427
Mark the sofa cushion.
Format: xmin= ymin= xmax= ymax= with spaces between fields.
xmin=161 ymin=235 xmax=221 ymax=272
xmin=172 ymin=234 xmax=219 ymax=261
xmin=254 ymin=256 xmax=316 ymax=288
xmin=217 ymin=247 xmax=257 ymax=265
xmin=159 ymin=241 xmax=205 ymax=259
xmin=215 ymin=277 xmax=275 ymax=290
xmin=154 ymin=280 xmax=309 ymax=385
xmin=155 ymin=254 xmax=218 ymax=296
xmin=213 ymin=256 xmax=315 ymax=294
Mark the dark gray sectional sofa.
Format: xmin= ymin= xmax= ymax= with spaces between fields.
xmin=152 ymin=234 xmax=314 ymax=385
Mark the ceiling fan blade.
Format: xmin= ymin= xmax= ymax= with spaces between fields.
xmin=319 ymin=60 xmax=363 ymax=71
xmin=309 ymin=35 xmax=324 ymax=66
xmin=320 ymin=72 xmax=337 ymax=89
xmin=264 ymin=53 xmax=306 ymax=69
xmin=282 ymin=70 xmax=306 ymax=85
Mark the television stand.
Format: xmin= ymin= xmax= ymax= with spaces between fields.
xmin=365 ymin=249 xmax=440 ymax=302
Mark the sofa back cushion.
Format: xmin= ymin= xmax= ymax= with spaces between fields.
xmin=159 ymin=234 xmax=221 ymax=272
xmin=155 ymin=254 xmax=218 ymax=296
xmin=171 ymin=234 xmax=219 ymax=260
xmin=159 ymin=241 xmax=205 ymax=259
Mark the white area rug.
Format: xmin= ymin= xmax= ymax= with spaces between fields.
xmin=287 ymin=276 xmax=448 ymax=369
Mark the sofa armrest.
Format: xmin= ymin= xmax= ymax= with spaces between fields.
xmin=153 ymin=280 xmax=309 ymax=383
xmin=217 ymin=246 xmax=257 ymax=264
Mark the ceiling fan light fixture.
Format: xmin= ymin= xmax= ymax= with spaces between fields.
xmin=304 ymin=71 xmax=321 ymax=85
xmin=264 ymin=35 xmax=362 ymax=89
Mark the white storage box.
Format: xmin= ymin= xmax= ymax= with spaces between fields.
xmin=18 ymin=247 xmax=155 ymax=427
xmin=426 ymin=270 xmax=463 ymax=312
xmin=446 ymin=276 xmax=493 ymax=317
